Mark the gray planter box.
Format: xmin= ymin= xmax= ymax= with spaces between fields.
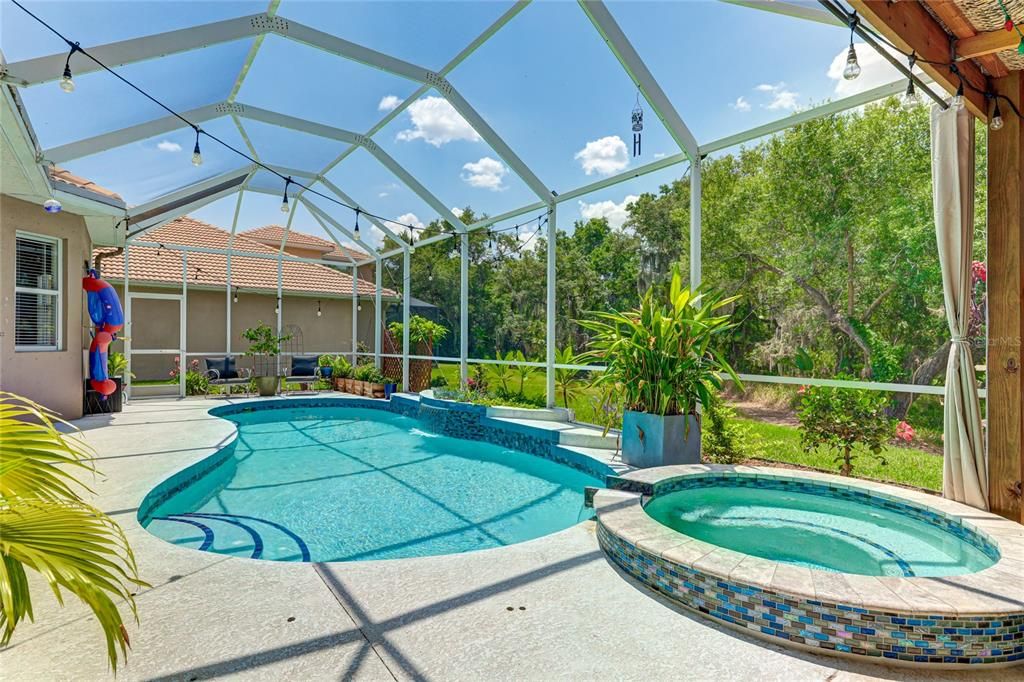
xmin=621 ymin=411 xmax=701 ymax=468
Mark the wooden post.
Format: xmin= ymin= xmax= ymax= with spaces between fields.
xmin=987 ymin=71 xmax=1023 ymax=523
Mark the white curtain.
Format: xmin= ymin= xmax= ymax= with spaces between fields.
xmin=930 ymin=104 xmax=987 ymax=510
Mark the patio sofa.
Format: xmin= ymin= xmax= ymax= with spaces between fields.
xmin=202 ymin=356 xmax=253 ymax=397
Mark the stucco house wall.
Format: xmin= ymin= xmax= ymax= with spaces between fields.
xmin=0 ymin=195 xmax=92 ymax=418
xmin=110 ymin=283 xmax=381 ymax=381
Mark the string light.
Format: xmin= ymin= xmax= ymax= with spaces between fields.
xmin=354 ymin=209 xmax=361 ymax=241
xmin=280 ymin=177 xmax=291 ymax=213
xmin=232 ymin=287 xmax=238 ymax=303
xmin=991 ymin=99 xmax=1004 ymax=132
xmin=952 ymin=78 xmax=965 ymax=111
xmin=316 ymin=300 xmax=322 ymax=317
xmin=842 ymin=14 xmax=861 ymax=81
xmin=274 ymin=298 xmax=280 ymax=314
xmin=901 ymin=53 xmax=921 ymax=110
xmin=191 ymin=128 xmax=203 ymax=166
xmin=59 ymin=42 xmax=78 ymax=93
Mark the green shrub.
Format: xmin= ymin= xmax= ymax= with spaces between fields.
xmin=430 ymin=374 xmax=449 ymax=388
xmin=701 ymin=395 xmax=761 ymax=464
xmin=796 ymin=379 xmax=895 ymax=476
xmin=353 ymin=364 xmax=376 ymax=382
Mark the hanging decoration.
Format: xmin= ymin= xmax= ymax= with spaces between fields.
xmin=631 ymin=92 xmax=644 ymax=158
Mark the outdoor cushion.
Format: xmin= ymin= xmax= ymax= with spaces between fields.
xmin=204 ymin=356 xmax=238 ymax=380
xmin=290 ymin=356 xmax=318 ymax=377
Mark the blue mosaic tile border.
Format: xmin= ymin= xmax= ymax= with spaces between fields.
xmin=607 ymin=473 xmax=1000 ymax=563
xmin=598 ymin=522 xmax=1024 ymax=667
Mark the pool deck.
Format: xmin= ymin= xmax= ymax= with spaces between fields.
xmin=2 ymin=394 xmax=1021 ymax=680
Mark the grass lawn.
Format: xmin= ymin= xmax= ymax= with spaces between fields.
xmin=430 ymin=362 xmax=942 ymax=492
xmin=737 ymin=417 xmax=942 ymax=492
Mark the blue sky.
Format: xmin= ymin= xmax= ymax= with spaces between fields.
xmin=1 ymin=1 xmax=908 ymax=250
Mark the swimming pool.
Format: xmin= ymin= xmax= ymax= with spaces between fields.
xmin=141 ymin=404 xmax=604 ymax=562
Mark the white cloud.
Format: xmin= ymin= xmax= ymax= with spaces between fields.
xmin=574 ymin=135 xmax=629 ymax=176
xmin=827 ymin=42 xmax=907 ymax=97
xmin=756 ymin=82 xmax=800 ymax=111
xmin=653 ymin=152 xmax=667 ymax=159
xmin=578 ymin=194 xmax=640 ymax=231
xmin=396 ymin=212 xmax=424 ymax=229
xmin=378 ymin=192 xmax=389 ymax=198
xmin=451 ymin=207 xmax=463 ymax=216
xmin=396 ymin=96 xmax=481 ymax=147
xmin=378 ymin=94 xmax=402 ymax=112
xmin=461 ymin=156 xmax=508 ymax=191
xmin=156 ymin=140 xmax=182 ymax=152
xmin=730 ymin=96 xmax=752 ymax=112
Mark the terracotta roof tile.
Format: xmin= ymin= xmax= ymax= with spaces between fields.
xmin=49 ymin=166 xmax=123 ymax=202
xmin=94 ymin=216 xmax=393 ymax=299
xmin=242 ymin=225 xmax=370 ymax=263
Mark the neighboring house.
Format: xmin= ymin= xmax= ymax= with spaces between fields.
xmin=94 ymin=216 xmax=397 ymax=389
xmin=241 ymin=225 xmax=374 ymax=281
xmin=1 ymin=116 xmax=126 ymax=417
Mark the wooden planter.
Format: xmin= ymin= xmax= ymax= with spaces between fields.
xmin=366 ymin=382 xmax=385 ymax=399
xmin=344 ymin=378 xmax=355 ymax=393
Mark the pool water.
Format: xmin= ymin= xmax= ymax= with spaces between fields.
xmin=143 ymin=406 xmax=603 ymax=562
xmin=644 ymin=485 xmax=997 ymax=577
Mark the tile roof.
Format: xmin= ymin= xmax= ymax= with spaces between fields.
xmin=95 ymin=216 xmax=394 ymax=299
xmin=49 ymin=166 xmax=124 ymax=202
xmin=241 ymin=225 xmax=370 ymax=263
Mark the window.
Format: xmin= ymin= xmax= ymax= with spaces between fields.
xmin=15 ymin=232 xmax=62 ymax=350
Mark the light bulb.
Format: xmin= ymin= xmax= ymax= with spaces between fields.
xmin=843 ymin=45 xmax=861 ymax=81
xmin=991 ymin=102 xmax=1004 ymax=131
xmin=233 ymin=294 xmax=238 ymax=303
xmin=317 ymin=309 xmax=322 ymax=318
xmin=409 ymin=246 xmax=416 ymax=254
xmin=357 ymin=304 xmax=362 ymax=312
xmin=280 ymin=196 xmax=289 ymax=213
xmin=354 ymin=226 xmax=361 ymax=241
xmin=902 ymin=80 xmax=921 ymax=109
xmin=59 ymin=65 xmax=75 ymax=93
xmin=191 ymin=142 xmax=203 ymax=167
xmin=43 ymin=198 xmax=63 ymax=213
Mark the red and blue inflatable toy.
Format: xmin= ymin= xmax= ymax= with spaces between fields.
xmin=83 ymin=269 xmax=124 ymax=398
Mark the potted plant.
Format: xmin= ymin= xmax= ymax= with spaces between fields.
xmin=388 ymin=316 xmax=448 ymax=392
xmin=325 ymin=355 xmax=351 ymax=391
xmin=317 ymin=355 xmax=334 ymax=383
xmin=579 ymin=265 xmax=741 ymax=468
xmin=105 ymin=351 xmax=133 ymax=412
xmin=242 ymin=322 xmax=291 ymax=397
xmin=353 ymin=363 xmax=375 ymax=397
xmin=383 ymin=371 xmax=400 ymax=399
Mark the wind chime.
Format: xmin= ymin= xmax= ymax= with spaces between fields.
xmin=631 ymin=92 xmax=644 ymax=158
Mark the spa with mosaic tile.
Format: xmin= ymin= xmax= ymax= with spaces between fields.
xmin=590 ymin=465 xmax=1024 ymax=668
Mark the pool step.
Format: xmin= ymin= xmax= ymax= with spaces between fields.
xmin=485 ymin=405 xmax=572 ymax=422
xmin=148 ymin=512 xmax=310 ymax=561
xmin=484 ymin=416 xmax=621 ymax=451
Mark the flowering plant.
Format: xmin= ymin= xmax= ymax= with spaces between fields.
xmin=895 ymin=420 xmax=915 ymax=443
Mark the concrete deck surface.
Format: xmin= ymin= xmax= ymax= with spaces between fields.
xmin=1 ymin=396 xmax=1018 ymax=681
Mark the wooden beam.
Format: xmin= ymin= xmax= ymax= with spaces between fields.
xmin=957 ymin=25 xmax=1022 ymax=63
xmin=848 ymin=0 xmax=988 ymax=120
xmin=986 ymin=71 xmax=1024 ymax=523
xmin=925 ymin=1 xmax=1008 ymax=77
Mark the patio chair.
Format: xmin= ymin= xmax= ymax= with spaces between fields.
xmin=283 ymin=355 xmax=326 ymax=394
xmin=202 ymin=356 xmax=253 ymax=397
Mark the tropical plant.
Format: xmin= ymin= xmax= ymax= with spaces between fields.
xmin=553 ymin=346 xmax=583 ymax=409
xmin=388 ymin=316 xmax=449 ymax=350
xmin=353 ymin=363 xmax=383 ymax=382
xmin=512 ymin=350 xmax=536 ymax=394
xmin=321 ymin=354 xmax=352 ymax=379
xmin=487 ymin=350 xmax=516 ymax=394
xmin=579 ymin=265 xmax=741 ymax=416
xmin=796 ymin=379 xmax=895 ymax=476
xmin=0 ymin=392 xmax=147 ymax=670
xmin=106 ymin=352 xmax=134 ymax=380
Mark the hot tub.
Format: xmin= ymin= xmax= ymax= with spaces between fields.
xmin=593 ymin=465 xmax=1024 ymax=668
